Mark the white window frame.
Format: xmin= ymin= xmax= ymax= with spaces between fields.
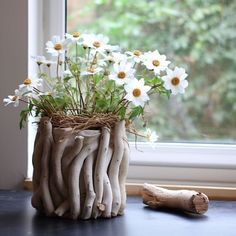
xmin=28 ymin=0 xmax=236 ymax=187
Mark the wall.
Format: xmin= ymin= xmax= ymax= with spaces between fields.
xmin=0 ymin=0 xmax=28 ymax=189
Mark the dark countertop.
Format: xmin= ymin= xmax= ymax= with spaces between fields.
xmin=0 ymin=190 xmax=236 ymax=236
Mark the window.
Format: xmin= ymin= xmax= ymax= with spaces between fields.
xmin=28 ymin=0 xmax=236 ymax=188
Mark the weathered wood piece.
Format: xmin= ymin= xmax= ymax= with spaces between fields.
xmin=142 ymin=183 xmax=209 ymax=214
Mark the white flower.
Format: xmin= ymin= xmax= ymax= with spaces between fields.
xmin=162 ymin=67 xmax=188 ymax=95
xmin=65 ymin=32 xmax=83 ymax=45
xmin=109 ymin=61 xmax=135 ymax=86
xmin=108 ymin=52 xmax=128 ymax=64
xmin=43 ymin=59 xmax=57 ymax=67
xmin=81 ymin=33 xmax=110 ymax=53
xmin=124 ymin=78 xmax=151 ymax=107
xmin=141 ymin=50 xmax=170 ymax=75
xmin=104 ymin=44 xmax=120 ymax=54
xmin=3 ymin=89 xmax=22 ymax=107
xmin=126 ymin=50 xmax=142 ymax=63
xmin=31 ymin=55 xmax=46 ymax=65
xmin=81 ymin=67 xmax=103 ymax=76
xmin=46 ymin=35 xmax=67 ymax=56
xmin=145 ymin=128 xmax=159 ymax=143
xmin=31 ymin=55 xmax=56 ymax=67
xmin=18 ymin=77 xmax=43 ymax=94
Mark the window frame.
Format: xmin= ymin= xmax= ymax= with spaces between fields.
xmin=27 ymin=0 xmax=236 ymax=188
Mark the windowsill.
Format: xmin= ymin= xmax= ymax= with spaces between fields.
xmin=23 ymin=178 xmax=236 ymax=200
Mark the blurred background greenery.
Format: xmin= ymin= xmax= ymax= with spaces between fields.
xmin=67 ymin=0 xmax=236 ymax=143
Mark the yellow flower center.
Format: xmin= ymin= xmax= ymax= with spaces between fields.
xmin=152 ymin=60 xmax=160 ymax=67
xmin=23 ymin=78 xmax=32 ymax=85
xmin=72 ymin=32 xmax=81 ymax=38
xmin=87 ymin=68 xmax=95 ymax=73
xmin=133 ymin=50 xmax=141 ymax=56
xmin=12 ymin=96 xmax=17 ymax=101
xmin=93 ymin=41 xmax=101 ymax=48
xmin=171 ymin=77 xmax=180 ymax=86
xmin=132 ymin=88 xmax=141 ymax=97
xmin=117 ymin=71 xmax=126 ymax=79
xmin=54 ymin=43 xmax=62 ymax=51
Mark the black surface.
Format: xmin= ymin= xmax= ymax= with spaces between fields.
xmin=0 ymin=191 xmax=236 ymax=236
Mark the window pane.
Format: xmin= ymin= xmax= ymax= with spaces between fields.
xmin=67 ymin=0 xmax=236 ymax=144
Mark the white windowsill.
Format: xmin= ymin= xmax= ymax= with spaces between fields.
xmin=130 ymin=142 xmax=236 ymax=169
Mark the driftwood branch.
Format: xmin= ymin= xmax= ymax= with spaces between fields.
xmin=142 ymin=183 xmax=209 ymax=214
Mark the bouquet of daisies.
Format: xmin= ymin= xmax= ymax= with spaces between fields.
xmin=3 ymin=32 xmax=188 ymax=141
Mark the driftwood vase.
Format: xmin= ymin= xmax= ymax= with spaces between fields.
xmin=31 ymin=117 xmax=129 ymax=220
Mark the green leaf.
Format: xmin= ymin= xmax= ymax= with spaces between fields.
xmin=19 ymin=108 xmax=30 ymax=129
xmin=129 ymin=106 xmax=144 ymax=121
xmin=117 ymin=106 xmax=126 ymax=120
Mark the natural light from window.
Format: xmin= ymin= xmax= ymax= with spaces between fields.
xmin=67 ymin=0 xmax=236 ymax=144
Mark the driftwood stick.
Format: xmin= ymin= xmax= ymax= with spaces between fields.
xmin=32 ymin=129 xmax=42 ymax=191
xmin=101 ymin=147 xmax=113 ymax=218
xmin=31 ymin=189 xmax=42 ymax=211
xmin=61 ymin=135 xmax=84 ymax=187
xmin=118 ymin=138 xmax=129 ymax=215
xmin=54 ymin=200 xmax=70 ymax=217
xmin=31 ymin=117 xmax=54 ymax=214
xmin=31 ymin=117 xmax=50 ymax=209
xmin=68 ymin=130 xmax=100 ymax=219
xmin=93 ymin=127 xmax=110 ymax=216
xmin=81 ymin=152 xmax=96 ymax=220
xmin=49 ymin=174 xmax=63 ymax=209
xmin=40 ymin=118 xmax=54 ymax=216
xmin=142 ymin=183 xmax=209 ymax=214
xmin=79 ymin=164 xmax=87 ymax=218
xmin=51 ymin=127 xmax=73 ymax=197
xmin=108 ymin=121 xmax=125 ymax=217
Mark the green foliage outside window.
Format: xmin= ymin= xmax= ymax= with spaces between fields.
xmin=67 ymin=0 xmax=236 ymax=142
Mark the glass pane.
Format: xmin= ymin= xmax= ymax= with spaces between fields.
xmin=67 ymin=0 xmax=236 ymax=144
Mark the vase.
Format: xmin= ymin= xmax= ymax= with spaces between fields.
xmin=31 ymin=117 xmax=130 ymax=220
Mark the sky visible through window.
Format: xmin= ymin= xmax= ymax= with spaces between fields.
xmin=67 ymin=0 xmax=236 ymax=144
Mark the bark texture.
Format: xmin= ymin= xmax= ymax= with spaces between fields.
xmin=31 ymin=118 xmax=129 ymax=220
xmin=142 ymin=183 xmax=209 ymax=214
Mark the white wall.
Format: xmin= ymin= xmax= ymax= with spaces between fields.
xmin=0 ymin=0 xmax=28 ymax=189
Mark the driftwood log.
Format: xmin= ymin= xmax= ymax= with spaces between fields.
xmin=142 ymin=183 xmax=209 ymax=214
xmin=31 ymin=117 xmax=130 ymax=219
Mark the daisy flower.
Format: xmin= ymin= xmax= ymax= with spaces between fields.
xmin=65 ymin=32 xmax=83 ymax=45
xmin=104 ymin=44 xmax=120 ymax=54
xmin=32 ymin=56 xmax=56 ymax=68
xmin=46 ymin=35 xmax=67 ymax=56
xmin=108 ymin=52 xmax=128 ymax=64
xmin=81 ymin=67 xmax=103 ymax=76
xmin=141 ymin=50 xmax=170 ymax=75
xmin=81 ymin=33 xmax=110 ymax=53
xmin=3 ymin=89 xmax=22 ymax=107
xmin=31 ymin=55 xmax=46 ymax=66
xmin=162 ymin=67 xmax=188 ymax=95
xmin=145 ymin=128 xmax=159 ymax=143
xmin=126 ymin=50 xmax=142 ymax=63
xmin=109 ymin=61 xmax=135 ymax=86
xmin=124 ymin=78 xmax=151 ymax=107
xmin=18 ymin=77 xmax=43 ymax=93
